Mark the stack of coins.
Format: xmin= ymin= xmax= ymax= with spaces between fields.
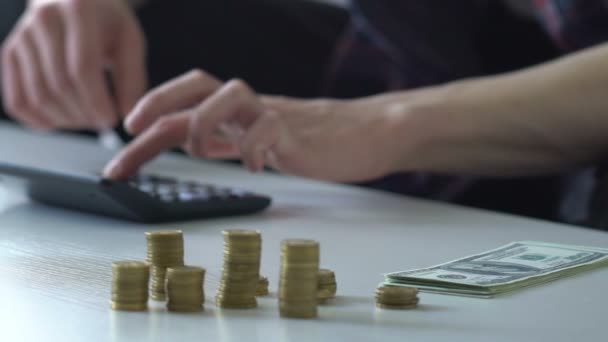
xmin=111 ymin=261 xmax=150 ymax=311
xmin=166 ymin=266 xmax=206 ymax=312
xmin=279 ymin=239 xmax=319 ymax=319
xmin=375 ymin=286 xmax=419 ymax=309
xmin=317 ymin=269 xmax=337 ymax=303
xmin=146 ymin=230 xmax=185 ymax=300
xmin=256 ymin=276 xmax=269 ymax=297
xmin=215 ymin=229 xmax=261 ymax=309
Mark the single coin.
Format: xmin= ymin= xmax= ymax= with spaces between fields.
xmin=110 ymin=301 xmax=147 ymax=311
xmin=375 ymin=302 xmax=419 ymax=310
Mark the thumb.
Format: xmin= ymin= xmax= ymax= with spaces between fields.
xmin=111 ymin=23 xmax=147 ymax=116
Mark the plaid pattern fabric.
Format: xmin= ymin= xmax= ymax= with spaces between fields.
xmin=533 ymin=0 xmax=608 ymax=50
xmin=326 ymin=1 xmax=486 ymax=97
xmin=329 ymin=0 xmax=608 ymax=96
xmin=326 ymin=1 xmax=608 ymax=219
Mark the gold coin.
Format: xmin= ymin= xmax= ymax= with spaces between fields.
xmin=215 ymin=297 xmax=258 ymax=309
xmin=167 ymin=266 xmax=205 ymax=276
xmin=150 ymin=292 xmax=166 ymax=301
xmin=146 ymin=229 xmax=183 ymax=238
xmin=222 ymin=229 xmax=261 ymax=240
xmin=167 ymin=304 xmax=204 ymax=312
xmin=375 ymin=302 xmax=418 ymax=310
xmin=281 ymin=240 xmax=319 ymax=257
xmin=256 ymin=276 xmax=269 ymax=296
xmin=376 ymin=285 xmax=418 ymax=297
xmin=110 ymin=301 xmax=147 ymax=311
xmin=112 ymin=260 xmax=150 ymax=270
xmin=279 ymin=301 xmax=318 ymax=319
xmin=317 ymin=289 xmax=335 ymax=299
xmin=317 ymin=269 xmax=335 ymax=279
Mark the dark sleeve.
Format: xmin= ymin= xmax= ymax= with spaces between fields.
xmin=351 ymin=0 xmax=487 ymax=81
xmin=587 ymin=164 xmax=608 ymax=230
xmin=533 ymin=0 xmax=608 ymax=51
xmin=349 ymin=0 xmax=557 ymax=84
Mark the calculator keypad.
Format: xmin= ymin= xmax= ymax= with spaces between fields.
xmin=128 ymin=175 xmax=254 ymax=203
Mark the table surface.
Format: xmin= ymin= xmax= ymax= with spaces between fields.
xmin=0 ymin=123 xmax=607 ymax=342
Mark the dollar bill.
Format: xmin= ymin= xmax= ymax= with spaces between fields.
xmin=384 ymin=241 xmax=608 ymax=298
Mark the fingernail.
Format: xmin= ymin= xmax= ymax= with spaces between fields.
xmin=124 ymin=116 xmax=137 ymax=135
xmin=102 ymin=160 xmax=121 ymax=179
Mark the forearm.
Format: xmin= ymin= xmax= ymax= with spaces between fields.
xmin=385 ymin=42 xmax=608 ymax=177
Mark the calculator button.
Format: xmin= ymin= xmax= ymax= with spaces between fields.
xmin=138 ymin=183 xmax=155 ymax=193
xmin=229 ymin=190 xmax=250 ymax=197
xmin=156 ymin=184 xmax=174 ymax=195
xmin=160 ymin=193 xmax=177 ymax=202
xmin=178 ymin=192 xmax=194 ymax=202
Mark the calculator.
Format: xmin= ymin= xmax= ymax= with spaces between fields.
xmin=0 ymin=162 xmax=272 ymax=223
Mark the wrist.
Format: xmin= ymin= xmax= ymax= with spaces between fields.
xmin=388 ymin=74 xmax=580 ymax=176
xmin=369 ymin=85 xmax=458 ymax=175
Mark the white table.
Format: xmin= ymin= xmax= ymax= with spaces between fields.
xmin=0 ymin=123 xmax=607 ymax=342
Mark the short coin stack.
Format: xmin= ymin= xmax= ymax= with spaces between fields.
xmin=166 ymin=266 xmax=206 ymax=312
xmin=317 ymin=269 xmax=337 ymax=303
xmin=111 ymin=261 xmax=150 ymax=311
xmin=279 ymin=239 xmax=319 ymax=319
xmin=215 ymin=229 xmax=262 ymax=309
xmin=146 ymin=230 xmax=185 ymax=300
xmin=375 ymin=285 xmax=419 ymax=310
xmin=256 ymin=276 xmax=269 ymax=297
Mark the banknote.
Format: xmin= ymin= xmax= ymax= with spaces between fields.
xmin=384 ymin=241 xmax=608 ymax=297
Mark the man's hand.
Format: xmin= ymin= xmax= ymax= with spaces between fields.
xmin=103 ymin=69 xmax=406 ymax=182
xmin=1 ymin=0 xmax=147 ymax=130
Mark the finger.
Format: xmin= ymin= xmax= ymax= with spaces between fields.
xmin=1 ymin=42 xmax=27 ymax=120
xmin=3 ymin=37 xmax=51 ymax=129
xmin=265 ymin=149 xmax=287 ymax=173
xmin=240 ymin=110 xmax=282 ymax=172
xmin=195 ymin=137 xmax=240 ymax=159
xmin=2 ymin=53 xmax=49 ymax=129
xmin=63 ymin=0 xmax=116 ymax=129
xmin=111 ymin=20 xmax=147 ymax=116
xmin=103 ymin=112 xmax=190 ymax=180
xmin=16 ymin=29 xmax=71 ymax=126
xmin=20 ymin=26 xmax=79 ymax=128
xmin=188 ymin=79 xmax=264 ymax=159
xmin=31 ymin=5 xmax=84 ymax=126
xmin=183 ymin=122 xmax=241 ymax=158
xmin=125 ymin=69 xmax=221 ymax=135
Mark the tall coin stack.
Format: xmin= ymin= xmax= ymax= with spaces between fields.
xmin=215 ymin=229 xmax=262 ymax=309
xmin=111 ymin=261 xmax=150 ymax=311
xmin=146 ymin=230 xmax=185 ymax=300
xmin=166 ymin=266 xmax=206 ymax=312
xmin=317 ymin=269 xmax=337 ymax=303
xmin=279 ymin=239 xmax=320 ymax=319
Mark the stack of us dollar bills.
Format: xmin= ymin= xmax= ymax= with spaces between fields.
xmin=384 ymin=241 xmax=608 ymax=298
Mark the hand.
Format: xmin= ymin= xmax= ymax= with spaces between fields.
xmin=103 ymin=69 xmax=405 ymax=182
xmin=1 ymin=0 xmax=147 ymax=130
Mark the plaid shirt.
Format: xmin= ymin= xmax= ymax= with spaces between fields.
xmin=534 ymin=0 xmax=608 ymax=50
xmin=327 ymin=0 xmax=608 ymax=223
xmin=330 ymin=0 xmax=608 ymax=96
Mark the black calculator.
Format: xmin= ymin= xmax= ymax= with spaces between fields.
xmin=0 ymin=162 xmax=271 ymax=223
